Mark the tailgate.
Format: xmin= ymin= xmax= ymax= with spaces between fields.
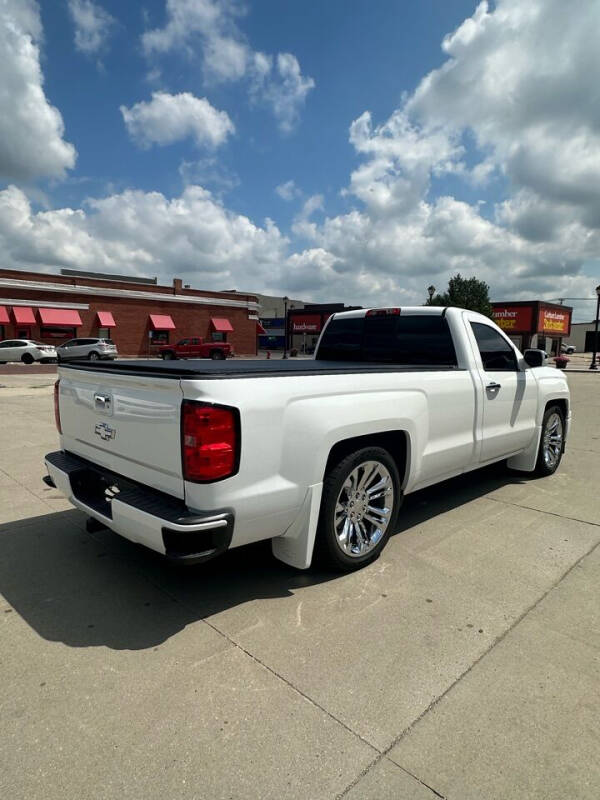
xmin=58 ymin=367 xmax=185 ymax=498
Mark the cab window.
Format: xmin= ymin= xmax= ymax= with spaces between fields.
xmin=470 ymin=322 xmax=518 ymax=371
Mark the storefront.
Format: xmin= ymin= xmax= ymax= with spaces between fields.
xmin=492 ymin=301 xmax=572 ymax=353
xmin=0 ymin=268 xmax=260 ymax=356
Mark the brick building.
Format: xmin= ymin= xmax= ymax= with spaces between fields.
xmin=0 ymin=268 xmax=260 ymax=356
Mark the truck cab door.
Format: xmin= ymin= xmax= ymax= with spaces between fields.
xmin=191 ymin=338 xmax=201 ymax=356
xmin=465 ymin=316 xmax=538 ymax=462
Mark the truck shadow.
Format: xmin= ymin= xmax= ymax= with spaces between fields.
xmin=0 ymin=462 xmax=529 ymax=650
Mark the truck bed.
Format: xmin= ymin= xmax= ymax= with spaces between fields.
xmin=60 ymin=358 xmax=460 ymax=380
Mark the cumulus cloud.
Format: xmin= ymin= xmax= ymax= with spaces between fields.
xmin=250 ymin=53 xmax=314 ymax=133
xmin=120 ymin=92 xmax=234 ymax=149
xmin=0 ymin=0 xmax=76 ymax=181
xmin=68 ymin=0 xmax=115 ymax=56
xmin=1 ymin=0 xmax=599 ymax=320
xmin=275 ymin=180 xmax=300 ymax=201
xmin=292 ymin=0 xmax=600 ymax=311
xmin=141 ymin=0 xmax=314 ymax=131
xmin=0 ymin=184 xmax=287 ymax=288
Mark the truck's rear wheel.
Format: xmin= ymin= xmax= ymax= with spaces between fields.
xmin=162 ymin=351 xmax=175 ymax=360
xmin=315 ymin=446 xmax=401 ymax=572
xmin=535 ymin=405 xmax=565 ymax=477
xmin=210 ymin=350 xmax=225 ymax=360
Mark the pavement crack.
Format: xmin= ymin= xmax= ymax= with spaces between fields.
xmin=486 ymin=495 xmax=600 ymax=528
xmin=381 ymin=536 xmax=600 ymax=762
xmin=336 ymin=754 xmax=447 ymax=799
xmin=130 ymin=570 xmax=382 ymax=759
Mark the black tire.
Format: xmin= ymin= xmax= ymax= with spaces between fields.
xmin=162 ymin=351 xmax=175 ymax=360
xmin=534 ymin=405 xmax=565 ymax=477
xmin=314 ymin=446 xmax=401 ymax=572
xmin=88 ymin=351 xmax=100 ymax=361
xmin=21 ymin=353 xmax=34 ymax=365
xmin=210 ymin=350 xmax=225 ymax=360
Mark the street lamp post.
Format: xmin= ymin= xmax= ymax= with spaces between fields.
xmin=590 ymin=284 xmax=600 ymax=370
xmin=282 ymin=296 xmax=289 ymax=359
xmin=427 ymin=285 xmax=436 ymax=305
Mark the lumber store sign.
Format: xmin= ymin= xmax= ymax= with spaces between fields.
xmin=492 ymin=306 xmax=533 ymax=333
xmin=538 ymin=308 xmax=570 ymax=335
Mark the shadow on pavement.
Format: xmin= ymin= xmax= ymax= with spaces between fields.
xmin=0 ymin=462 xmax=528 ymax=650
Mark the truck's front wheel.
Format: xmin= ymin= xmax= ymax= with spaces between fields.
xmin=315 ymin=447 xmax=401 ymax=572
xmin=534 ymin=405 xmax=565 ymax=477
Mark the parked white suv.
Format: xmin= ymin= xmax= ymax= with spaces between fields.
xmin=0 ymin=339 xmax=57 ymax=364
xmin=56 ymin=338 xmax=118 ymax=362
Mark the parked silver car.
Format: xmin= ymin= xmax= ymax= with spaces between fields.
xmin=0 ymin=339 xmax=57 ymax=364
xmin=56 ymin=337 xmax=118 ymax=362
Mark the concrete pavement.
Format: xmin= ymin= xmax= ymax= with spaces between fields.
xmin=0 ymin=373 xmax=599 ymax=799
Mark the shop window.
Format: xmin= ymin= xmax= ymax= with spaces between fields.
xmin=0 ymin=325 xmax=5 ymax=340
xmin=150 ymin=330 xmax=169 ymax=344
xmin=40 ymin=326 xmax=77 ymax=340
xmin=211 ymin=331 xmax=226 ymax=342
xmin=16 ymin=327 xmax=32 ymax=339
xmin=98 ymin=327 xmax=110 ymax=340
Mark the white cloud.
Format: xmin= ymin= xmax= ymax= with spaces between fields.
xmin=68 ymin=0 xmax=115 ymax=56
xmin=251 ymin=53 xmax=315 ymax=133
xmin=0 ymin=184 xmax=287 ymax=288
xmin=1 ymin=0 xmax=599 ymax=322
xmin=275 ymin=180 xmax=300 ymax=201
xmin=142 ymin=0 xmax=314 ymax=131
xmin=179 ymin=157 xmax=239 ymax=195
xmin=120 ymin=92 xmax=234 ymax=149
xmin=0 ymin=0 xmax=76 ymax=181
xmin=288 ymin=0 xmax=600 ymax=312
xmin=292 ymin=194 xmax=324 ymax=238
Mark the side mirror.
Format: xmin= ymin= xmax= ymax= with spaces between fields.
xmin=524 ymin=349 xmax=546 ymax=368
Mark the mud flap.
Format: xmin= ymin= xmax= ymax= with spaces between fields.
xmin=507 ymin=425 xmax=542 ymax=472
xmin=271 ymin=483 xmax=323 ymax=569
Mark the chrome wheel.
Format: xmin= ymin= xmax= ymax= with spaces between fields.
xmin=334 ymin=460 xmax=394 ymax=558
xmin=542 ymin=412 xmax=563 ymax=469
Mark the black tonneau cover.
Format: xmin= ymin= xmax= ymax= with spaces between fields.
xmin=60 ymin=359 xmax=459 ymax=380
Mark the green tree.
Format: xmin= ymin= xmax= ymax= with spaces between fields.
xmin=428 ymin=274 xmax=493 ymax=317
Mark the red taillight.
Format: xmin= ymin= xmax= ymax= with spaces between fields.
xmin=54 ymin=379 xmax=62 ymax=433
xmin=366 ymin=308 xmax=401 ymax=316
xmin=181 ymin=401 xmax=239 ymax=482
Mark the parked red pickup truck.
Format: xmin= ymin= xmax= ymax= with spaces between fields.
xmin=159 ymin=338 xmax=233 ymax=360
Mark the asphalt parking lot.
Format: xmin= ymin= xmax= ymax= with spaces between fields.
xmin=1 ymin=373 xmax=599 ymax=800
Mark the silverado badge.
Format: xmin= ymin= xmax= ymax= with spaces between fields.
xmin=95 ymin=422 xmax=116 ymax=441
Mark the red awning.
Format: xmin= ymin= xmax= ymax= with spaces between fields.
xmin=256 ymin=321 xmax=267 ymax=335
xmin=149 ymin=314 xmax=176 ymax=330
xmin=210 ymin=317 xmax=234 ymax=332
xmin=97 ymin=311 xmax=116 ymax=327
xmin=38 ymin=308 xmax=82 ymax=327
xmin=12 ymin=306 xmax=36 ymax=325
xmin=0 ymin=306 xmax=9 ymax=325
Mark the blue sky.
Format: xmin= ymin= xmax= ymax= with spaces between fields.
xmin=40 ymin=0 xmax=477 ymax=222
xmin=1 ymin=0 xmax=599 ymax=320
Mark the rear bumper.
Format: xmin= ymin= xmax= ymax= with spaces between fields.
xmin=44 ymin=450 xmax=234 ymax=564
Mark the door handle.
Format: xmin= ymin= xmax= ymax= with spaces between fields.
xmin=486 ymin=382 xmax=501 ymax=391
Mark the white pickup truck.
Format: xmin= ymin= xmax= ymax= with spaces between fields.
xmin=45 ymin=307 xmax=570 ymax=572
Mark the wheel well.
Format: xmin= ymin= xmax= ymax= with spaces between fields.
xmin=546 ymin=399 xmax=568 ymax=419
xmin=324 ymin=431 xmax=409 ymax=488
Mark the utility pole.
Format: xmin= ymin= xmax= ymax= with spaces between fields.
xmin=282 ymin=296 xmax=288 ymax=359
xmin=590 ymin=285 xmax=600 ymax=370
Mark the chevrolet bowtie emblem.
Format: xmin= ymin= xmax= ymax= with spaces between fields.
xmin=95 ymin=422 xmax=116 ymax=441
